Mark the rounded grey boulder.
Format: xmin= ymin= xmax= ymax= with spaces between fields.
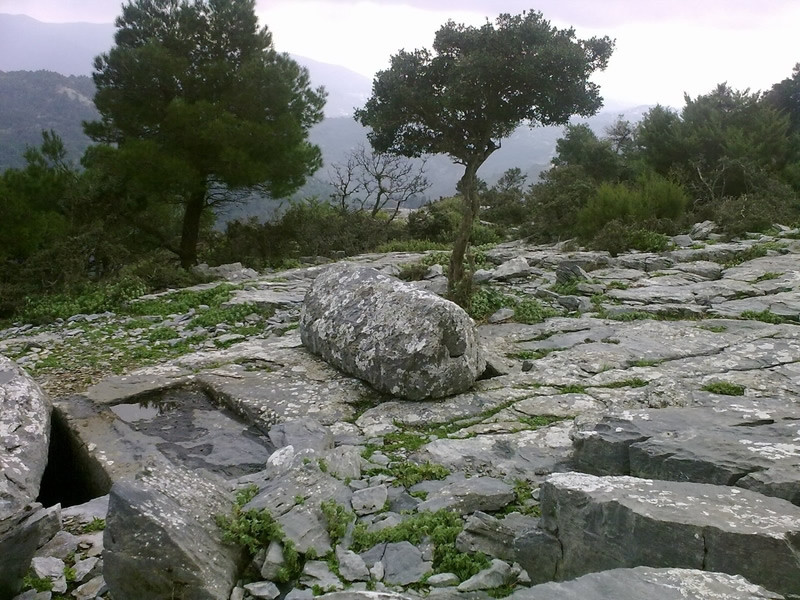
xmin=300 ymin=264 xmax=484 ymax=400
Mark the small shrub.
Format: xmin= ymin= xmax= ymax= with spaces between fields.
xmin=740 ymin=309 xmax=790 ymax=324
xmin=702 ymin=381 xmax=745 ymax=396
xmin=469 ymin=286 xmax=514 ymax=322
xmin=514 ymin=298 xmax=558 ymax=324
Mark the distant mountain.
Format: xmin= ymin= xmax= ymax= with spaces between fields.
xmin=0 ymin=70 xmax=98 ymax=169
xmin=0 ymin=14 xmax=653 ymax=223
xmin=0 ymin=14 xmax=113 ymax=76
xmin=0 ymin=13 xmax=371 ymax=118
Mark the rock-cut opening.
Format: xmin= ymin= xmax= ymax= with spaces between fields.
xmin=37 ymin=406 xmax=111 ymax=508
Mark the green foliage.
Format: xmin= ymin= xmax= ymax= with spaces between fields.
xmin=710 ymin=183 xmax=800 ymax=238
xmin=523 ymin=165 xmax=596 ymax=242
xmin=480 ymin=168 xmax=531 ymax=228
xmin=518 ymin=415 xmax=565 ymax=429
xmin=23 ymin=572 xmax=53 ymax=592
xmin=211 ymin=199 xmax=408 ymax=268
xmin=741 ymin=310 xmax=792 ymax=324
xmin=216 ymin=487 xmax=303 ymax=583
xmin=82 ymin=517 xmax=106 ymax=533
xmin=559 ymin=384 xmax=587 ymax=394
xmin=699 ymin=324 xmax=728 ymax=333
xmin=86 ymin=0 xmax=326 ymax=267
xmin=63 ymin=566 xmax=77 ymax=583
xmin=320 ymin=500 xmax=355 ymax=547
xmin=514 ymin=298 xmax=558 ymax=324
xmin=356 ymin=10 xmax=613 ymax=304
xmin=390 ymin=461 xmax=450 ymax=488
xmin=508 ymin=348 xmax=556 ymax=360
xmin=375 ymin=239 xmax=451 ymax=253
xmin=599 ymin=378 xmax=648 ymax=389
xmin=351 ymin=509 xmax=490 ymax=581
xmin=577 ymin=174 xmax=687 ymax=241
xmin=702 ymin=381 xmax=746 ymax=396
xmin=469 ymin=286 xmax=514 ymax=322
xmin=553 ymin=124 xmax=627 ymax=182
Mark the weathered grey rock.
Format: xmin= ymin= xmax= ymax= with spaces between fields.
xmin=35 ymin=529 xmax=78 ymax=560
xmin=268 ymin=419 xmax=333 ymax=453
xmin=456 ymin=511 xmax=538 ymax=561
xmin=0 ymin=504 xmax=60 ymax=599
xmin=416 ymin=474 xmax=514 ymax=514
xmin=690 ymin=220 xmax=718 ymax=239
xmin=510 ymin=567 xmax=783 ymax=600
xmin=299 ymin=264 xmax=484 ymax=400
xmin=427 ymin=573 xmax=460 ymax=587
xmin=72 ymin=575 xmax=108 ymax=600
xmin=351 ymin=485 xmax=388 ymax=516
xmin=318 ymin=593 xmax=412 ymax=600
xmin=0 ymin=355 xmax=51 ymax=514
xmin=415 ymin=423 xmax=573 ymax=482
xmin=244 ymin=461 xmax=352 ymax=556
xmin=244 ymin=581 xmax=281 ymax=599
xmin=573 ymin=405 xmax=800 ymax=504
xmin=230 ymin=587 xmax=245 ymax=600
xmin=260 ymin=540 xmax=286 ymax=581
xmin=555 ymin=262 xmax=591 ymax=284
xmin=31 ymin=555 xmax=65 ymax=581
xmin=382 ymin=542 xmax=431 ymax=586
xmin=513 ymin=523 xmax=562 ymax=585
xmin=300 ymin=560 xmax=344 ymax=592
xmin=487 ymin=308 xmax=515 ymax=324
xmin=556 ymin=295 xmax=592 ymax=313
xmin=539 ymin=472 xmax=800 ymax=596
xmin=458 ymin=559 xmax=515 ymax=591
xmin=492 ymin=257 xmax=531 ymax=281
xmin=323 ymin=446 xmax=363 ymax=481
xmin=103 ymin=470 xmax=244 ymax=600
xmin=336 ymin=545 xmax=370 ymax=582
xmin=72 ymin=556 xmax=99 ymax=584
xmin=11 ymin=590 xmax=52 ymax=600
xmin=285 ymin=589 xmax=314 ymax=600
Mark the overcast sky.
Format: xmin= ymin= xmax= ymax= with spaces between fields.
xmin=2 ymin=0 xmax=799 ymax=108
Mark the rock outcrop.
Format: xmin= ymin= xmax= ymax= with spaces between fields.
xmin=3 ymin=229 xmax=800 ymax=599
xmin=300 ymin=263 xmax=484 ymax=400
xmin=0 ymin=356 xmax=52 ymax=598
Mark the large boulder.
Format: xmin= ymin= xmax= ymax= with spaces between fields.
xmin=299 ymin=264 xmax=484 ymax=400
xmin=0 ymin=356 xmax=51 ymax=514
xmin=537 ymin=472 xmax=800 ymax=596
xmin=0 ymin=355 xmax=52 ymax=598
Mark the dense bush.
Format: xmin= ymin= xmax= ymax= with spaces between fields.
xmin=521 ymin=165 xmax=596 ymax=242
xmin=576 ymin=173 xmax=688 ymax=242
xmin=407 ymin=196 xmax=500 ymax=246
xmin=209 ymin=198 xmax=408 ymax=269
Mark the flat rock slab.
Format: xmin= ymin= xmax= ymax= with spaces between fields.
xmin=539 ymin=472 xmax=800 ymax=596
xmin=104 ymin=464 xmax=243 ymax=600
xmin=300 ymin=264 xmax=484 ymax=400
xmin=415 ymin=474 xmax=514 ymax=514
xmin=573 ymin=403 xmax=800 ymax=504
xmin=510 ymin=567 xmax=784 ymax=599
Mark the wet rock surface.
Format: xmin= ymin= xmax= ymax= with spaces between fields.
xmin=1 ymin=231 xmax=800 ymax=599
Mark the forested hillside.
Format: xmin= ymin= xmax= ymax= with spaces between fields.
xmin=0 ymin=70 xmax=98 ymax=169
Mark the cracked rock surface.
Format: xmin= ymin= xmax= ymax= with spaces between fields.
xmin=2 ymin=229 xmax=800 ymax=599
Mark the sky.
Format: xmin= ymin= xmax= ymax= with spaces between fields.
xmin=2 ymin=0 xmax=799 ymax=109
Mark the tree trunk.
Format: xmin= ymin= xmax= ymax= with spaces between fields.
xmin=448 ymin=160 xmax=481 ymax=307
xmin=179 ymin=188 xmax=206 ymax=269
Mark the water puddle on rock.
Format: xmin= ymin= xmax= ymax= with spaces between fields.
xmin=109 ymin=386 xmax=273 ymax=479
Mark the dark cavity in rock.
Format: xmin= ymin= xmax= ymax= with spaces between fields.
xmin=37 ymin=406 xmax=111 ymax=508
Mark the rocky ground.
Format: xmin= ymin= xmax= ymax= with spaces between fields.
xmin=2 ymin=222 xmax=800 ymax=599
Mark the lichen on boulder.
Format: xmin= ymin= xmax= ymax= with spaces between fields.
xmin=300 ymin=264 xmax=484 ymax=400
